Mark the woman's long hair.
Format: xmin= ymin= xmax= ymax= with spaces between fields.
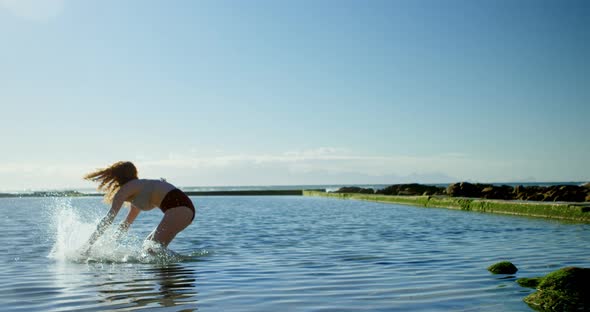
xmin=84 ymin=161 xmax=138 ymax=203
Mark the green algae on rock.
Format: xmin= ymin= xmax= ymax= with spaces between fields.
xmin=521 ymin=267 xmax=590 ymax=311
xmin=487 ymin=261 xmax=518 ymax=274
xmin=516 ymin=277 xmax=542 ymax=288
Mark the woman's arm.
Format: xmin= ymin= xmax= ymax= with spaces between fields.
xmin=115 ymin=204 xmax=141 ymax=238
xmin=82 ymin=183 xmax=136 ymax=253
xmin=83 ymin=195 xmax=125 ymax=249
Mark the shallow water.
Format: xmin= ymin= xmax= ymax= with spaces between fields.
xmin=0 ymin=196 xmax=588 ymax=311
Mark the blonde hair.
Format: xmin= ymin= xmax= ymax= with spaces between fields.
xmin=84 ymin=161 xmax=138 ymax=203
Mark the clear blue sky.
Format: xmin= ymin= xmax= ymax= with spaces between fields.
xmin=1 ymin=0 xmax=588 ymax=191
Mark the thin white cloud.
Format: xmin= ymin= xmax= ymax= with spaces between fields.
xmin=2 ymin=148 xmax=584 ymax=191
xmin=0 ymin=162 xmax=82 ymax=173
xmin=0 ymin=161 xmax=90 ymax=192
xmin=0 ymin=0 xmax=65 ymax=21
xmin=135 ymin=147 xmax=505 ymax=180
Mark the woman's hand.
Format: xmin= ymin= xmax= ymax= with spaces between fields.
xmin=114 ymin=222 xmax=130 ymax=241
xmin=80 ymin=185 xmax=130 ymax=256
xmin=77 ymin=244 xmax=91 ymax=257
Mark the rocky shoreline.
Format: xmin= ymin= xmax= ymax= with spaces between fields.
xmin=335 ymin=182 xmax=590 ymax=203
xmin=304 ymin=190 xmax=590 ymax=223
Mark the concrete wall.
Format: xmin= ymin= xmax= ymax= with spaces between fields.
xmin=303 ymin=191 xmax=590 ymax=223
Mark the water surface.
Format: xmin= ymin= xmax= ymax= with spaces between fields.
xmin=1 ymin=196 xmax=588 ymax=311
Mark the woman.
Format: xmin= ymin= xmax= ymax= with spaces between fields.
xmin=81 ymin=161 xmax=195 ymax=255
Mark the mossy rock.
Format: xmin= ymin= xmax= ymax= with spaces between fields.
xmin=522 ymin=267 xmax=590 ymax=311
xmin=517 ymin=277 xmax=542 ymax=288
xmin=488 ymin=261 xmax=518 ymax=274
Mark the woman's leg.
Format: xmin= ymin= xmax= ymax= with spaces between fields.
xmin=146 ymin=206 xmax=193 ymax=248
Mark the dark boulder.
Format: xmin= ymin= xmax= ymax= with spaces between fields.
xmin=375 ymin=185 xmax=399 ymax=195
xmin=514 ymin=185 xmax=526 ymax=195
xmin=514 ymin=185 xmax=589 ymax=202
xmin=338 ymin=183 xmax=590 ymax=202
xmin=557 ymin=185 xmax=589 ymax=202
xmin=335 ymin=187 xmax=374 ymax=194
xmin=487 ymin=261 xmax=518 ymax=274
xmin=358 ymin=188 xmax=375 ymax=194
xmin=446 ymin=182 xmax=491 ymax=198
xmin=481 ymin=185 xmax=515 ymax=200
xmin=544 ymin=185 xmax=588 ymax=202
xmin=375 ymin=184 xmax=445 ymax=196
xmin=584 ymin=183 xmax=590 ymax=202
xmin=521 ymin=267 xmax=590 ymax=311
xmin=514 ymin=185 xmax=547 ymax=201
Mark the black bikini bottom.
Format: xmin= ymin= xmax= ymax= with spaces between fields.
xmin=160 ymin=189 xmax=195 ymax=221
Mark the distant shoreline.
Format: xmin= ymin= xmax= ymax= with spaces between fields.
xmin=3 ymin=184 xmax=589 ymax=222
xmin=0 ymin=182 xmax=587 ymax=198
xmin=0 ymin=189 xmax=321 ymax=198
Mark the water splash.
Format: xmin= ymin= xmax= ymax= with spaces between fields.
xmin=47 ymin=198 xmax=97 ymax=261
xmin=46 ymin=198 xmax=182 ymax=264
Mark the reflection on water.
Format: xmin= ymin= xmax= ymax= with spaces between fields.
xmin=2 ymin=196 xmax=590 ymax=311
xmin=95 ymin=264 xmax=197 ymax=311
xmin=50 ymin=261 xmax=198 ymax=311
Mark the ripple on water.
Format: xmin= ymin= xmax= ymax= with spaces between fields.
xmin=0 ymin=196 xmax=589 ymax=311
